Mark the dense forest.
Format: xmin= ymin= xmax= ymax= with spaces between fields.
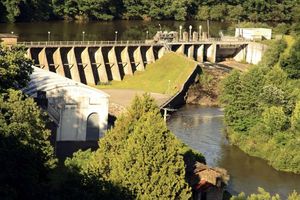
xmin=0 ymin=0 xmax=300 ymax=23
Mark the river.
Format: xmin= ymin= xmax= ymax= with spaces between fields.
xmin=0 ymin=20 xmax=231 ymax=41
xmin=168 ymin=105 xmax=300 ymax=199
xmin=2 ymin=21 xmax=299 ymax=198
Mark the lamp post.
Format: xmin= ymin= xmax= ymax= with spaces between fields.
xmin=207 ymin=20 xmax=210 ymax=38
xmin=158 ymin=23 xmax=162 ymax=31
xmin=48 ymin=31 xmax=51 ymax=41
xmin=199 ymin=25 xmax=202 ymax=41
xmin=82 ymin=31 xmax=85 ymax=42
xmin=146 ymin=30 xmax=149 ymax=40
xmin=189 ymin=25 xmax=192 ymax=41
xmin=115 ymin=31 xmax=118 ymax=42
xmin=11 ymin=31 xmax=14 ymax=35
xmin=179 ymin=25 xmax=182 ymax=41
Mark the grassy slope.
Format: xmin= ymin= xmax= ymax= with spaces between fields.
xmin=96 ymin=52 xmax=197 ymax=95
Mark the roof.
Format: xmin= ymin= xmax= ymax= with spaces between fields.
xmin=193 ymin=162 xmax=229 ymax=187
xmin=0 ymin=33 xmax=18 ymax=38
xmin=23 ymin=67 xmax=109 ymax=98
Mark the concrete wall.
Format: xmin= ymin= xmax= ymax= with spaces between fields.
xmin=161 ymin=64 xmax=202 ymax=110
xmin=26 ymin=42 xmax=264 ymax=86
xmin=54 ymin=94 xmax=108 ymax=141
xmin=246 ymin=43 xmax=267 ymax=64
xmin=25 ymin=67 xmax=109 ymax=142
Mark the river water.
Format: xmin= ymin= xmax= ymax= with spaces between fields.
xmin=0 ymin=20 xmax=231 ymax=41
xmin=2 ymin=21 xmax=299 ymax=198
xmin=168 ymin=105 xmax=300 ymax=199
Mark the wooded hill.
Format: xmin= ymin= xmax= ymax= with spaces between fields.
xmin=0 ymin=0 xmax=299 ymax=23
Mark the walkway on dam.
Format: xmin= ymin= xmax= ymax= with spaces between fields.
xmin=101 ymin=89 xmax=170 ymax=116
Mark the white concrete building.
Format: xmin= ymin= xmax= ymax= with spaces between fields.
xmin=23 ymin=67 xmax=109 ymax=141
xmin=235 ymin=28 xmax=272 ymax=40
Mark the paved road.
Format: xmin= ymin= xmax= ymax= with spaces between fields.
xmin=101 ymin=89 xmax=171 ymax=115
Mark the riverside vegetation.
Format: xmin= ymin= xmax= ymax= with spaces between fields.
xmin=0 ymin=0 xmax=300 ymax=23
xmin=220 ymin=34 xmax=300 ymax=175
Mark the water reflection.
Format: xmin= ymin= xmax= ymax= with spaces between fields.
xmin=0 ymin=20 xmax=231 ymax=41
xmin=168 ymin=105 xmax=300 ymax=198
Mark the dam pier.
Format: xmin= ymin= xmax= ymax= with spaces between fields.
xmin=19 ymin=39 xmax=266 ymax=85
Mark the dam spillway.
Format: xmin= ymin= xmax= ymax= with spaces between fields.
xmin=20 ymin=40 xmax=265 ymax=85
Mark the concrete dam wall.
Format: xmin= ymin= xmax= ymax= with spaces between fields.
xmin=25 ymin=41 xmax=266 ymax=85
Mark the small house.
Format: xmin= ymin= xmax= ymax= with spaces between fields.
xmin=23 ymin=67 xmax=109 ymax=142
xmin=192 ymin=162 xmax=229 ymax=200
xmin=235 ymin=28 xmax=272 ymax=40
xmin=0 ymin=33 xmax=18 ymax=46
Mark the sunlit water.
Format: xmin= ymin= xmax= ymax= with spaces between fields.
xmin=0 ymin=20 xmax=231 ymax=41
xmin=168 ymin=105 xmax=300 ymax=198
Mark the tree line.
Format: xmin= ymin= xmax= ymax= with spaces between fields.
xmin=220 ymin=32 xmax=300 ymax=174
xmin=0 ymin=0 xmax=300 ymax=23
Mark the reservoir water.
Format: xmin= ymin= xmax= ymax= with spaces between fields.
xmin=0 ymin=20 xmax=230 ymax=41
xmin=168 ymin=105 xmax=300 ymax=199
xmin=2 ymin=20 xmax=299 ymax=198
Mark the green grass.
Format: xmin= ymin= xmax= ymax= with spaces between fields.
xmin=96 ymin=52 xmax=198 ymax=95
xmin=282 ymin=35 xmax=295 ymax=56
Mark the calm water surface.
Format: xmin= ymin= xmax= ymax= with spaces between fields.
xmin=0 ymin=20 xmax=231 ymax=41
xmin=168 ymin=105 xmax=300 ymax=198
xmin=2 ymin=20 xmax=298 ymax=198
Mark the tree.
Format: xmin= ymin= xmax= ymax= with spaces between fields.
xmin=108 ymin=110 xmax=191 ymax=199
xmin=291 ymin=101 xmax=300 ymax=130
xmin=0 ymin=89 xmax=56 ymax=199
xmin=259 ymin=40 xmax=287 ymax=68
xmin=196 ymin=5 xmax=210 ymax=20
xmin=0 ymin=45 xmax=33 ymax=92
xmin=69 ymin=94 xmax=202 ymax=198
xmin=52 ymin=0 xmax=117 ymax=20
xmin=280 ymin=38 xmax=300 ymax=79
xmin=231 ymin=187 xmax=281 ymax=200
xmin=227 ymin=5 xmax=244 ymax=22
xmin=231 ymin=187 xmax=300 ymax=200
xmin=1 ymin=0 xmax=22 ymax=22
xmin=261 ymin=106 xmax=287 ymax=135
xmin=209 ymin=4 xmax=227 ymax=21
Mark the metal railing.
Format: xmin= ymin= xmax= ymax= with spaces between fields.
xmin=18 ymin=38 xmax=251 ymax=47
xmin=18 ymin=40 xmax=149 ymax=47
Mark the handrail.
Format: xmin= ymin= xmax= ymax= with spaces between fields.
xmin=17 ymin=38 xmax=251 ymax=47
xmin=17 ymin=40 xmax=148 ymax=46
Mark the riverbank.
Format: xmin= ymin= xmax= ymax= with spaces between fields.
xmin=186 ymin=67 xmax=228 ymax=106
xmin=226 ymin=127 xmax=300 ymax=175
xmin=168 ymin=105 xmax=300 ymax=198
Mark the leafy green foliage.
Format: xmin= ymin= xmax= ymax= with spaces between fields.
xmin=259 ymin=40 xmax=287 ymax=68
xmin=48 ymin=149 xmax=134 ymax=200
xmin=52 ymin=0 xmax=118 ymax=21
xmin=0 ymin=89 xmax=56 ymax=199
xmin=261 ymin=106 xmax=287 ymax=135
xmin=66 ymin=94 xmax=204 ymax=199
xmin=291 ymin=101 xmax=300 ymax=130
xmin=231 ymin=188 xmax=280 ymax=200
xmin=220 ymin=37 xmax=300 ymax=173
xmin=280 ymin=38 xmax=300 ymax=79
xmin=0 ymin=0 xmax=299 ymax=22
xmin=0 ymin=45 xmax=33 ymax=92
xmin=231 ymin=188 xmax=300 ymax=200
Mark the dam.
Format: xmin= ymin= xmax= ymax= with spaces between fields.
xmin=19 ymin=39 xmax=266 ymax=85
